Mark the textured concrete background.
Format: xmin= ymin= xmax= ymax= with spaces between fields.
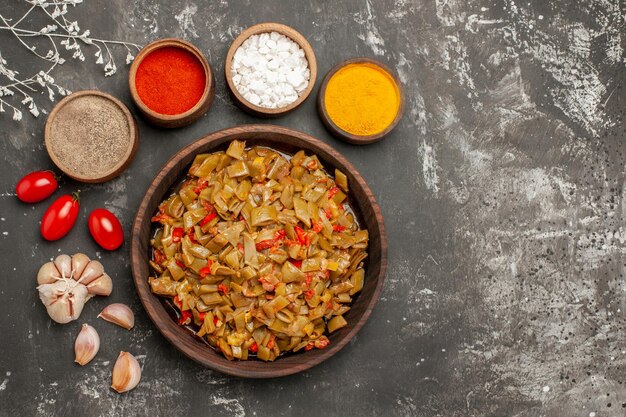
xmin=0 ymin=0 xmax=625 ymax=416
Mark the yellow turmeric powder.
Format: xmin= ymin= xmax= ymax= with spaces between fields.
xmin=324 ymin=62 xmax=401 ymax=136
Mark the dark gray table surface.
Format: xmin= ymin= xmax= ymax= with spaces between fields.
xmin=1 ymin=0 xmax=624 ymax=416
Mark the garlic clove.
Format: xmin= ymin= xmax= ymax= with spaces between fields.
xmin=37 ymin=262 xmax=60 ymax=285
xmin=74 ymin=323 xmax=100 ymax=365
xmin=79 ymin=260 xmax=104 ymax=285
xmin=111 ymin=351 xmax=141 ymax=393
xmin=98 ymin=303 xmax=134 ymax=330
xmin=39 ymin=282 xmax=89 ymax=324
xmin=54 ymin=254 xmax=72 ymax=278
xmin=71 ymin=253 xmax=91 ymax=278
xmin=86 ymin=273 xmax=113 ymax=296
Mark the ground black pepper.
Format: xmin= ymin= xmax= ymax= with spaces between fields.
xmin=47 ymin=95 xmax=131 ymax=179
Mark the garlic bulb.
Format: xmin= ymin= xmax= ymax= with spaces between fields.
xmin=75 ymin=324 xmax=100 ymax=366
xmin=37 ymin=254 xmax=113 ymax=324
xmin=98 ymin=303 xmax=134 ymax=330
xmin=111 ymin=351 xmax=141 ymax=393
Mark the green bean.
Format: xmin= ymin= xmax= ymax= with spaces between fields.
xmin=148 ymin=141 xmax=369 ymax=361
xmin=226 ymin=140 xmax=245 ymax=160
xmin=327 ymin=315 xmax=348 ymax=333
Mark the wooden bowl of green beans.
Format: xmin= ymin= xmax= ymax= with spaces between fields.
xmin=131 ymin=124 xmax=387 ymax=378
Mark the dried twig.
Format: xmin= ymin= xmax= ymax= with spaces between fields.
xmin=0 ymin=0 xmax=142 ymax=121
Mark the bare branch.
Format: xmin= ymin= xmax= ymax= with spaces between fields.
xmin=0 ymin=0 xmax=143 ymax=122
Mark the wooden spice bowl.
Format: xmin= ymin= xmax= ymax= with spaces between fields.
xmin=317 ymin=58 xmax=405 ymax=145
xmin=129 ymin=38 xmax=215 ymax=128
xmin=45 ymin=90 xmax=139 ymax=183
xmin=130 ymin=125 xmax=387 ymax=378
xmin=224 ymin=23 xmax=317 ymax=118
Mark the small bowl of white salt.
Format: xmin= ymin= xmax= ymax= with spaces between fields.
xmin=225 ymin=23 xmax=317 ymax=117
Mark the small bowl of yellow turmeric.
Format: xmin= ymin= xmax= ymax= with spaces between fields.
xmin=317 ymin=58 xmax=404 ymax=145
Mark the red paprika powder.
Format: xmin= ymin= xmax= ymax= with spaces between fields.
xmin=135 ymin=47 xmax=206 ymax=115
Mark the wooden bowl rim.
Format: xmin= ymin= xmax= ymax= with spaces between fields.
xmin=224 ymin=23 xmax=318 ymax=117
xmin=44 ymin=89 xmax=138 ymax=183
xmin=129 ymin=38 xmax=213 ymax=122
xmin=130 ymin=124 xmax=387 ymax=378
xmin=317 ymin=57 xmax=405 ymax=145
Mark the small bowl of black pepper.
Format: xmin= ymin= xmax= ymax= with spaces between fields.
xmin=45 ymin=90 xmax=139 ymax=183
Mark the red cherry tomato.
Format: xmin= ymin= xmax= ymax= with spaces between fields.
xmin=16 ymin=171 xmax=58 ymax=203
xmin=41 ymin=192 xmax=80 ymax=241
xmin=88 ymin=208 xmax=124 ymax=250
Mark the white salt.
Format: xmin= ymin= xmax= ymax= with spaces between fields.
xmin=231 ymin=31 xmax=310 ymax=109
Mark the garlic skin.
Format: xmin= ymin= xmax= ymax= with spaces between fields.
xmin=36 ymin=254 xmax=112 ymax=324
xmin=98 ymin=303 xmax=134 ymax=330
xmin=75 ymin=324 xmax=100 ymax=366
xmin=38 ymin=281 xmax=89 ymax=324
xmin=111 ymin=351 xmax=141 ymax=393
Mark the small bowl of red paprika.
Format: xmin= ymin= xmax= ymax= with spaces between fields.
xmin=129 ymin=38 xmax=215 ymax=128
